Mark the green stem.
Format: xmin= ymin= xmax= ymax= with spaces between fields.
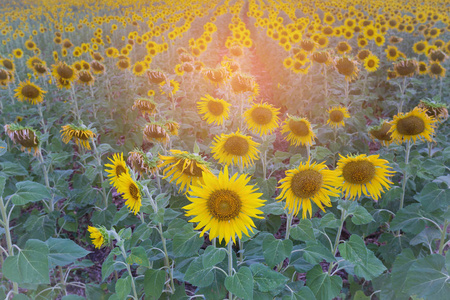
xmin=158 ymin=222 xmax=175 ymax=293
xmin=239 ymin=239 xmax=244 ymax=264
xmin=277 ymin=211 xmax=294 ymax=271
xmin=70 ymin=85 xmax=81 ymax=122
xmin=91 ymin=138 xmax=108 ymax=208
xmin=38 ymin=150 xmax=52 ymax=211
xmin=439 ymin=220 xmax=448 ymax=255
xmin=0 ymin=196 xmax=18 ymax=294
xmin=344 ymin=79 xmax=349 ymax=106
xmin=328 ymin=208 xmax=347 ymax=275
xmin=227 ymin=241 xmax=234 ymax=300
xmin=398 ymin=77 xmax=407 ymax=114
xmin=399 ymin=140 xmax=411 ymax=212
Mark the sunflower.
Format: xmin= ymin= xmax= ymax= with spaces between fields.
xmin=202 ymin=67 xmax=228 ymax=86
xmin=281 ymin=115 xmax=316 ymax=147
xmin=128 ymin=149 xmax=161 ymax=176
xmin=90 ymin=61 xmax=105 ymax=74
xmin=363 ymin=25 xmax=377 ymax=40
xmin=335 ymin=56 xmax=359 ymax=81
xmin=244 ymin=102 xmax=280 ymax=135
xmin=374 ymin=34 xmax=385 ymax=47
xmin=159 ymin=80 xmax=180 ymax=95
xmin=326 ymin=106 xmax=350 ymax=128
xmin=116 ymin=58 xmax=130 ymax=70
xmin=116 ymin=173 xmax=142 ymax=215
xmin=277 ymin=160 xmax=341 ymax=219
xmin=418 ymin=62 xmax=428 ymax=75
xmin=143 ymin=122 xmax=170 ymax=145
xmin=0 ymin=69 xmax=12 ymax=86
xmin=394 ymin=59 xmax=418 ymax=77
xmin=87 ymin=226 xmax=109 ymax=249
xmin=60 ymin=124 xmax=96 ymax=150
xmin=364 ymin=54 xmax=380 ymax=72
xmin=336 ymin=41 xmax=352 ymax=54
xmin=159 ymin=150 xmax=212 ymax=192
xmin=369 ymin=121 xmax=393 ymax=146
xmin=105 ymin=153 xmax=129 ymax=187
xmin=211 ymin=129 xmax=260 ymax=168
xmin=4 ymin=124 xmax=40 ymax=155
xmin=132 ymin=61 xmax=147 ymax=76
xmin=52 ymin=61 xmax=77 ymax=88
xmin=184 ymin=166 xmax=265 ymax=244
xmin=147 ymin=69 xmax=167 ymax=84
xmin=413 ymin=41 xmax=427 ymax=54
xmin=197 ymin=94 xmax=232 ymax=126
xmin=25 ymin=40 xmax=36 ymax=50
xmin=14 ymin=80 xmax=47 ymax=105
xmin=336 ymin=154 xmax=394 ymax=201
xmin=132 ymin=97 xmax=157 ymax=116
xmin=1 ymin=58 xmax=15 ymax=72
xmin=164 ymin=121 xmax=180 ymax=136
xmin=428 ymin=62 xmax=446 ymax=78
xmin=428 ymin=50 xmax=447 ymax=63
xmin=388 ymin=107 xmax=437 ymax=144
xmin=230 ymin=72 xmax=257 ymax=94
xmin=385 ymin=45 xmax=400 ymax=61
xmin=13 ymin=48 xmax=23 ymax=59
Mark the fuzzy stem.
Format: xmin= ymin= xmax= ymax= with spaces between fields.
xmin=91 ymin=138 xmax=108 ymax=208
xmin=227 ymin=241 xmax=234 ymax=300
xmin=158 ymin=222 xmax=175 ymax=293
xmin=399 ymin=140 xmax=411 ymax=211
xmin=328 ymin=208 xmax=347 ymax=275
xmin=398 ymin=77 xmax=407 ymax=114
xmin=38 ymin=150 xmax=52 ymax=211
xmin=113 ymin=232 xmax=139 ymax=300
xmin=70 ymin=85 xmax=81 ymax=122
xmin=0 ymin=196 xmax=18 ymax=294
xmin=439 ymin=220 xmax=449 ymax=255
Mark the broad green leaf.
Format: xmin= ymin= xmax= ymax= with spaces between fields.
xmin=353 ymin=290 xmax=370 ymax=300
xmin=12 ymin=295 xmax=29 ymax=300
xmin=46 ymin=238 xmax=90 ymax=266
xmin=320 ymin=213 xmax=340 ymax=228
xmin=10 ymin=181 xmax=51 ymax=205
xmin=390 ymin=248 xmax=416 ymax=298
xmin=404 ymin=254 xmax=450 ymax=300
xmin=263 ymin=235 xmax=293 ymax=268
xmin=2 ymin=239 xmax=50 ymax=284
xmin=197 ymin=264 xmax=228 ymax=300
xmin=202 ymin=245 xmax=226 ymax=268
xmin=338 ymin=235 xmax=386 ymax=280
xmin=282 ymin=286 xmax=316 ymax=300
xmin=184 ymin=257 xmax=215 ymax=287
xmin=0 ymin=161 xmax=28 ymax=176
xmin=172 ymin=226 xmax=203 ymax=257
xmin=126 ymin=246 xmax=150 ymax=267
xmin=350 ymin=206 xmax=374 ymax=225
xmin=0 ymin=140 xmax=6 ymax=156
xmin=225 ymin=266 xmax=253 ymax=300
xmin=290 ymin=219 xmax=316 ymax=242
xmin=301 ymin=241 xmax=336 ymax=264
xmin=306 ymin=265 xmax=342 ymax=300
xmin=61 ymin=295 xmax=85 ymax=300
xmin=414 ymin=183 xmax=450 ymax=212
xmin=144 ymin=269 xmax=166 ymax=300
xmin=250 ymin=263 xmax=288 ymax=292
xmin=289 ymin=249 xmax=315 ymax=273
xmin=85 ymin=284 xmax=108 ymax=300
xmin=115 ymin=276 xmax=131 ymax=300
xmin=102 ymin=249 xmax=123 ymax=281
xmin=390 ymin=204 xmax=426 ymax=234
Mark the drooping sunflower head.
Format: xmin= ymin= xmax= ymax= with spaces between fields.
xmin=116 ymin=58 xmax=131 ymax=70
xmin=14 ymin=80 xmax=47 ymax=105
xmin=428 ymin=62 xmax=446 ymax=79
xmin=143 ymin=122 xmax=170 ymax=145
xmin=52 ymin=61 xmax=77 ymax=82
xmin=159 ymin=149 xmax=212 ymax=192
xmin=243 ymin=102 xmax=280 ymax=135
xmin=4 ymin=124 xmax=40 ymax=155
xmin=211 ymin=129 xmax=260 ymax=169
xmin=128 ymin=148 xmax=161 ymax=176
xmin=429 ymin=49 xmax=447 ymax=63
xmin=197 ymin=94 xmax=232 ymax=126
xmin=300 ymin=39 xmax=316 ymax=52
xmin=337 ymin=154 xmax=394 ymax=201
xmin=277 ymin=160 xmax=342 ymax=219
xmin=230 ymin=72 xmax=257 ymax=94
xmin=105 ymin=152 xmax=130 ymax=188
xmin=1 ymin=58 xmax=15 ymax=71
xmin=417 ymin=99 xmax=448 ymax=122
xmin=326 ymin=106 xmax=350 ymax=128
xmin=146 ymin=69 xmax=167 ymax=84
xmin=202 ymin=67 xmax=228 ymax=85
xmin=393 ymin=58 xmax=418 ymax=77
xmin=0 ymin=69 xmax=12 ymax=86
xmin=87 ymin=226 xmax=109 ymax=249
xmin=364 ymin=54 xmax=380 ymax=72
xmin=388 ymin=107 xmax=437 ymax=144
xmin=132 ymin=97 xmax=157 ymax=116
xmin=311 ymin=50 xmax=331 ymax=65
xmin=184 ymin=165 xmax=265 ymax=244
xmin=368 ymin=121 xmax=393 ymax=146
xmin=164 ymin=120 xmax=180 ymax=136
xmin=336 ymin=41 xmax=352 ymax=54
xmin=389 ymin=36 xmax=403 ymax=44
xmin=77 ymin=70 xmax=95 ymax=86
xmin=90 ymin=60 xmax=105 ymax=74
xmin=334 ymin=56 xmax=359 ymax=81
xmin=60 ymin=124 xmax=96 ymax=150
xmin=26 ymin=56 xmax=45 ymax=71
xmin=281 ymin=115 xmax=316 ymax=147
xmin=116 ymin=173 xmax=142 ymax=215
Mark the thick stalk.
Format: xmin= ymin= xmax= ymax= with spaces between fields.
xmin=38 ymin=150 xmax=53 ymax=211
xmin=439 ymin=77 xmax=443 ymax=101
xmin=262 ymin=135 xmax=267 ymax=179
xmin=238 ymin=239 xmax=244 ymax=264
xmin=91 ymin=139 xmax=108 ymax=208
xmin=278 ymin=211 xmax=294 ymax=271
xmin=399 ymin=140 xmax=411 ymax=211
xmin=398 ymin=77 xmax=407 ymax=114
xmin=344 ymin=79 xmax=349 ymax=106
xmin=328 ymin=208 xmax=347 ymax=275
xmin=439 ymin=220 xmax=448 ymax=255
xmin=227 ymin=241 xmax=234 ymax=300
xmin=158 ymin=223 xmax=175 ymax=293
xmin=306 ymin=144 xmax=310 ymax=161
xmin=0 ymin=197 xmax=18 ymax=294
xmin=70 ymin=85 xmax=81 ymax=122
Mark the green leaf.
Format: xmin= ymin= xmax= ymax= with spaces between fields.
xmin=115 ymin=276 xmax=131 ymax=300
xmin=225 ymin=266 xmax=253 ymax=300
xmin=414 ymin=183 xmax=450 ymax=212
xmin=250 ymin=263 xmax=288 ymax=292
xmin=290 ymin=219 xmax=316 ymax=242
xmin=202 ymin=245 xmax=226 ymax=268
xmin=102 ymin=249 xmax=123 ymax=281
xmin=263 ymin=235 xmax=293 ymax=268
xmin=390 ymin=204 xmax=426 ymax=234
xmin=353 ymin=290 xmax=370 ymax=300
xmin=172 ymin=225 xmax=203 ymax=257
xmin=46 ymin=238 xmax=90 ymax=266
xmin=350 ymin=206 xmax=374 ymax=225
xmin=85 ymin=284 xmax=108 ymax=300
xmin=0 ymin=161 xmax=28 ymax=176
xmin=283 ymin=286 xmax=316 ymax=300
xmin=12 ymin=295 xmax=29 ymax=300
xmin=61 ymin=295 xmax=86 ymax=300
xmin=144 ymin=269 xmax=166 ymax=300
xmin=320 ymin=213 xmax=340 ymax=228
xmin=2 ymin=239 xmax=50 ymax=284
xmin=184 ymin=257 xmax=215 ymax=287
xmin=390 ymin=248 xmax=416 ymax=298
xmin=0 ymin=140 xmax=7 ymax=156
xmin=338 ymin=235 xmax=386 ymax=280
xmin=301 ymin=241 xmax=336 ymax=264
xmin=404 ymin=254 xmax=450 ymax=300
xmin=306 ymin=265 xmax=342 ymax=300
xmin=10 ymin=181 xmax=51 ymax=205
xmin=126 ymin=246 xmax=150 ymax=267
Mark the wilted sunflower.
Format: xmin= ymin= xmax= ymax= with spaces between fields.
xmin=60 ymin=124 xmax=96 ymax=150
xmin=164 ymin=121 xmax=180 ymax=136
xmin=336 ymin=41 xmax=352 ymax=54
xmin=26 ymin=56 xmax=44 ymax=71
xmin=202 ymin=67 xmax=228 ymax=85
xmin=0 ymin=69 xmax=12 ymax=86
xmin=311 ymin=50 xmax=331 ymax=65
xmin=388 ymin=107 xmax=437 ymax=144
xmin=428 ymin=62 xmax=446 ymax=78
xmin=105 ymin=152 xmax=129 ymax=188
xmin=147 ymin=69 xmax=167 ymax=84
xmin=90 ymin=61 xmax=105 ymax=74
xmin=4 ymin=124 xmax=40 ymax=155
xmin=52 ymin=61 xmax=76 ymax=88
xmin=277 ymin=160 xmax=342 ymax=219
xmin=128 ymin=149 xmax=161 ymax=176
xmin=327 ymin=106 xmax=350 ymax=128
xmin=116 ymin=58 xmax=130 ymax=70
xmin=143 ymin=122 xmax=170 ymax=145
xmin=77 ymin=70 xmax=95 ymax=86
xmin=336 ymin=154 xmax=394 ymax=201
xmin=394 ymin=59 xmax=418 ymax=77
xmin=184 ymin=166 xmax=265 ymax=244
xmin=211 ymin=129 xmax=260 ymax=168
xmin=244 ymin=102 xmax=280 ymax=135
xmin=132 ymin=97 xmax=157 ymax=116
xmin=230 ymin=72 xmax=257 ymax=94
xmin=417 ymin=100 xmax=448 ymax=122
xmin=300 ymin=39 xmax=316 ymax=52
xmin=369 ymin=121 xmax=393 ymax=146
xmin=159 ymin=150 xmax=212 ymax=192
xmin=14 ymin=80 xmax=47 ymax=104
xmin=197 ymin=94 xmax=232 ymax=126
xmin=334 ymin=56 xmax=359 ymax=81
xmin=364 ymin=54 xmax=380 ymax=72
xmin=281 ymin=115 xmax=316 ymax=147
xmin=87 ymin=226 xmax=109 ymax=249
xmin=116 ymin=172 xmax=142 ymax=215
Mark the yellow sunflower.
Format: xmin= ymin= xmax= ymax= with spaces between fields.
xmin=159 ymin=150 xmax=212 ymax=192
xmin=211 ymin=129 xmax=260 ymax=168
xmin=87 ymin=226 xmax=108 ymax=249
xmin=336 ymin=154 xmax=394 ymax=201
xmin=159 ymin=80 xmax=180 ymax=95
xmin=105 ymin=153 xmax=129 ymax=188
xmin=13 ymin=48 xmax=23 ymax=59
xmin=14 ymin=80 xmax=47 ymax=105
xmin=243 ymin=102 xmax=280 ymax=135
xmin=60 ymin=124 xmax=96 ymax=150
xmin=364 ymin=54 xmax=380 ymax=72
xmin=197 ymin=94 xmax=232 ymax=126
xmin=127 ymin=149 xmax=161 ymax=176
xmin=277 ymin=160 xmax=342 ymax=219
xmin=280 ymin=115 xmax=316 ymax=147
xmin=116 ymin=173 xmax=142 ymax=215
xmin=388 ymin=107 xmax=437 ymax=144
xmin=132 ymin=61 xmax=147 ymax=76
xmin=326 ymin=106 xmax=350 ymax=128
xmin=385 ymin=45 xmax=400 ymax=61
xmin=428 ymin=62 xmax=446 ymax=78
xmin=184 ymin=166 xmax=265 ymax=244
xmin=52 ymin=61 xmax=77 ymax=89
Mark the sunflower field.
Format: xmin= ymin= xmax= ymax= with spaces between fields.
xmin=0 ymin=0 xmax=450 ymax=299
